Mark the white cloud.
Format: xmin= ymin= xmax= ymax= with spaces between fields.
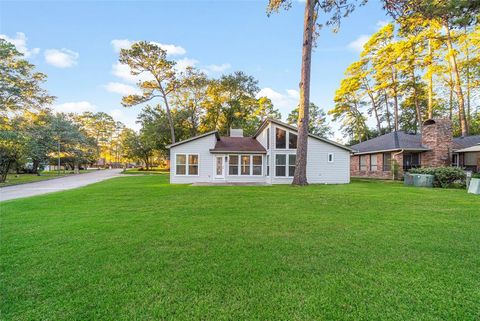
xmin=257 ymin=88 xmax=299 ymax=117
xmin=347 ymin=34 xmax=371 ymax=52
xmin=376 ymin=20 xmax=390 ymax=28
xmin=104 ymin=82 xmax=141 ymax=95
xmin=109 ymin=108 xmax=141 ymax=131
xmin=0 ymin=32 xmax=39 ymax=57
xmin=52 ymin=101 xmax=96 ymax=113
xmin=44 ymin=48 xmax=79 ymax=68
xmin=175 ymin=57 xmax=198 ymax=72
xmin=111 ymin=38 xmax=186 ymax=55
xmin=203 ymin=63 xmax=231 ymax=73
xmin=111 ymin=62 xmax=153 ymax=84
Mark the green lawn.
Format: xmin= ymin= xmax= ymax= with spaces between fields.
xmin=0 ymin=169 xmax=97 ymax=187
xmin=1 ymin=175 xmax=479 ymax=320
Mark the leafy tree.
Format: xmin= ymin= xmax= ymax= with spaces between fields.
xmin=287 ymin=103 xmax=332 ymax=137
xmin=119 ymin=41 xmax=179 ymax=143
xmin=121 ymin=129 xmax=155 ymax=170
xmin=0 ymin=39 xmax=54 ymax=118
xmin=202 ymin=71 xmax=259 ymax=135
xmin=383 ymin=0 xmax=480 ymax=136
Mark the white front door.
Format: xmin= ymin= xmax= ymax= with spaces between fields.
xmin=215 ymin=156 xmax=225 ymax=179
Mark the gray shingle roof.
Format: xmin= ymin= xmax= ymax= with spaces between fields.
xmin=351 ymin=131 xmax=480 ymax=154
xmin=350 ymin=131 xmax=428 ymax=153
xmin=453 ymin=135 xmax=480 ymax=150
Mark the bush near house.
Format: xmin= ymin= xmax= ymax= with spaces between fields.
xmin=409 ymin=167 xmax=466 ymax=188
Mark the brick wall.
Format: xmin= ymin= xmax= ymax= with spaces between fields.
xmin=350 ymin=152 xmax=397 ymax=179
xmin=421 ymin=119 xmax=453 ymax=167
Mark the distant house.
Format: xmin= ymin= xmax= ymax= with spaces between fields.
xmin=167 ymin=118 xmax=351 ymax=184
xmin=350 ymin=119 xmax=480 ymax=179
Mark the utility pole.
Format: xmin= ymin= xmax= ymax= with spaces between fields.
xmin=57 ymin=139 xmax=61 ymax=176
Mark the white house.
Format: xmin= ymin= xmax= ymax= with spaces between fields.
xmin=167 ymin=118 xmax=351 ymax=184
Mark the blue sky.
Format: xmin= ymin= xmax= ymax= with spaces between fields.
xmin=0 ymin=0 xmax=390 ymax=140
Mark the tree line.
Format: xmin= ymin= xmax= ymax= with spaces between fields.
xmin=329 ymin=3 xmax=480 ymax=144
xmin=0 ymin=40 xmax=130 ymax=182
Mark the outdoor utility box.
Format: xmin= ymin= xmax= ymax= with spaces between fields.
xmin=468 ymin=178 xmax=480 ymax=195
xmin=412 ymin=174 xmax=434 ymax=188
xmin=404 ymin=173 xmax=414 ymax=186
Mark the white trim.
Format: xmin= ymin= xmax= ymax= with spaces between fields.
xmin=214 ymin=155 xmax=226 ymax=179
xmin=173 ymin=153 xmax=200 ymax=176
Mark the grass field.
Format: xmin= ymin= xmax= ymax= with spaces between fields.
xmin=0 ymin=169 xmax=96 ymax=187
xmin=1 ymin=175 xmax=479 ymax=320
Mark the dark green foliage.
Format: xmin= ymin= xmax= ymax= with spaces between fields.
xmin=409 ymin=166 xmax=466 ymax=188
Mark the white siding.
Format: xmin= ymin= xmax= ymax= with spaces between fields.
xmin=170 ymin=134 xmax=216 ymax=184
xmin=270 ymin=123 xmax=350 ymax=184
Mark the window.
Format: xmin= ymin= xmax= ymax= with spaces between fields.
xmin=175 ymin=154 xmax=198 ymax=176
xmin=275 ymin=154 xmax=296 ymax=177
xmin=228 ymin=154 xmax=262 ymax=176
xmin=229 ymin=155 xmax=238 ymax=175
xmin=276 ymin=128 xmax=286 ymax=149
xmin=275 ymin=154 xmax=286 ymax=176
xmin=267 ymin=128 xmax=270 ymax=149
xmin=241 ymin=155 xmax=251 ymax=175
xmin=288 ymin=154 xmax=296 ymax=177
xmin=360 ymin=155 xmax=367 ymax=171
xmin=328 ymin=153 xmax=334 ymax=163
xmin=266 ymin=155 xmax=270 ymax=176
xmin=289 ymin=132 xmax=297 ymax=149
xmin=383 ymin=153 xmax=391 ymax=171
xmin=370 ymin=154 xmax=377 ymax=171
xmin=452 ymin=154 xmax=459 ymax=167
xmin=252 ymin=155 xmax=262 ymax=175
xmin=188 ymin=155 xmax=198 ymax=175
xmin=403 ymin=153 xmax=421 ymax=170
xmin=176 ymin=154 xmax=186 ymax=175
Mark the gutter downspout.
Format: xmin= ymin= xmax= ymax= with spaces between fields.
xmin=392 ymin=149 xmax=404 ymax=180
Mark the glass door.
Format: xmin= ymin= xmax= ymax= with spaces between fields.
xmin=215 ymin=156 xmax=225 ymax=179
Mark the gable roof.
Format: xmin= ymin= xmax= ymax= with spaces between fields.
xmin=455 ymin=144 xmax=480 ymax=153
xmin=453 ymin=135 xmax=480 ymax=150
xmin=350 ymin=131 xmax=429 ymax=154
xmin=254 ymin=118 xmax=352 ymax=152
xmin=166 ymin=131 xmax=219 ymax=148
xmin=210 ymin=137 xmax=267 ymax=153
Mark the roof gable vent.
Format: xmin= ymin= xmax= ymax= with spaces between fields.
xmin=230 ymin=128 xmax=243 ymax=137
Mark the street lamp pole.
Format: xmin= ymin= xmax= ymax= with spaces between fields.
xmin=57 ymin=139 xmax=61 ymax=176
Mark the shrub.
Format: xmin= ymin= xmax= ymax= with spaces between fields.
xmin=409 ymin=167 xmax=466 ymax=188
xmin=472 ymin=173 xmax=480 ymax=179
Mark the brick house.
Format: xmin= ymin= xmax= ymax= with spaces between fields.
xmin=350 ymin=119 xmax=480 ymax=179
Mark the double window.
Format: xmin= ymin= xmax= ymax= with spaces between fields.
xmin=275 ymin=127 xmax=297 ymax=149
xmin=175 ymin=154 xmax=199 ymax=176
xmin=275 ymin=154 xmax=296 ymax=177
xmin=228 ymin=155 xmax=262 ymax=176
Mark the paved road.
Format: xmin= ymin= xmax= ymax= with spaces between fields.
xmin=0 ymin=169 xmax=123 ymax=202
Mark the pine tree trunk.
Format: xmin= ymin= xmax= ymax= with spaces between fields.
xmin=158 ymin=83 xmax=176 ymax=143
xmin=292 ymin=0 xmax=314 ymax=186
xmin=445 ymin=23 xmax=468 ymax=136
xmin=411 ymin=70 xmax=423 ymax=132
xmin=390 ymin=69 xmax=399 ymax=131
xmin=384 ymin=90 xmax=392 ymax=131
xmin=427 ymin=39 xmax=434 ymax=119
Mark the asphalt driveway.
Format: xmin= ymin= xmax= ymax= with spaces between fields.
xmin=0 ymin=169 xmax=123 ymax=202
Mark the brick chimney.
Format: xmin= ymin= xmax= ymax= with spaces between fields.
xmin=421 ymin=119 xmax=453 ymax=167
